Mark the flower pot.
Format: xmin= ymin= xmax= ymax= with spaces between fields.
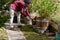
xmin=35 ymin=17 xmax=49 ymax=33
xmin=55 ymin=23 xmax=60 ymax=40
xmin=56 ymin=32 xmax=60 ymax=40
xmin=57 ymin=23 xmax=60 ymax=34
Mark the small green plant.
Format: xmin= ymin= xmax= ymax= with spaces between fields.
xmin=0 ymin=11 xmax=9 ymax=27
xmin=31 ymin=0 xmax=57 ymax=18
xmin=0 ymin=0 xmax=9 ymax=10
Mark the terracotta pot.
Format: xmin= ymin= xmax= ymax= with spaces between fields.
xmin=35 ymin=17 xmax=49 ymax=33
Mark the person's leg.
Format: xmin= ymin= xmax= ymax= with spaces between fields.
xmin=10 ymin=9 xmax=14 ymax=28
xmin=17 ymin=11 xmax=21 ymax=25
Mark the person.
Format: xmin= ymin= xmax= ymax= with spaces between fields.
xmin=4 ymin=0 xmax=32 ymax=28
xmin=9 ymin=0 xmax=25 ymax=28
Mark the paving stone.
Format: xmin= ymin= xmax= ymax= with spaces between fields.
xmin=6 ymin=29 xmax=26 ymax=40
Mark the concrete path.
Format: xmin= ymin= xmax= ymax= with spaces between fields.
xmin=6 ymin=28 xmax=26 ymax=40
xmin=4 ymin=22 xmax=31 ymax=40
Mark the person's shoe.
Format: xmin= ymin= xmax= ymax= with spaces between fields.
xmin=9 ymin=23 xmax=14 ymax=28
xmin=9 ymin=23 xmax=14 ymax=30
xmin=9 ymin=26 xmax=17 ymax=31
xmin=10 ymin=26 xmax=14 ymax=28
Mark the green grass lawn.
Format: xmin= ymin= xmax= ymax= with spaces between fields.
xmin=0 ymin=27 xmax=8 ymax=40
xmin=20 ymin=25 xmax=49 ymax=40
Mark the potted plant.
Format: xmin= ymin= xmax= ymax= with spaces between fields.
xmin=31 ymin=0 xmax=57 ymax=34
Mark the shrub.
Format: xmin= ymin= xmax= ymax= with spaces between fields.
xmin=0 ymin=0 xmax=9 ymax=10
xmin=31 ymin=0 xmax=57 ymax=18
xmin=0 ymin=11 xmax=9 ymax=27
